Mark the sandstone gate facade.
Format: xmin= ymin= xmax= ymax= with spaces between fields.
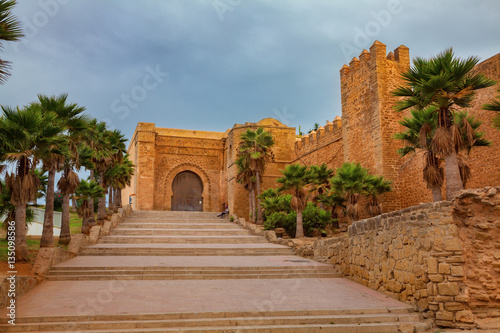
xmin=122 ymin=41 xmax=500 ymax=219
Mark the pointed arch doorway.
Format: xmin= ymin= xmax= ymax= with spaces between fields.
xmin=171 ymin=171 xmax=203 ymax=211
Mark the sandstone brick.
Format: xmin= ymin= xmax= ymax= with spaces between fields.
xmin=445 ymin=302 xmax=465 ymax=311
xmin=437 ymin=283 xmax=460 ymax=296
xmin=436 ymin=310 xmax=454 ymax=321
xmin=475 ymin=232 xmax=492 ymax=241
xmin=427 ymin=257 xmax=438 ymax=274
xmin=438 ymin=263 xmax=451 ymax=274
xmin=456 ymin=310 xmax=475 ymax=323
xmin=450 ymin=265 xmax=464 ymax=277
xmin=429 ymin=274 xmax=444 ymax=283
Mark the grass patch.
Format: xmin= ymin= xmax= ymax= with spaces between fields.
xmin=0 ymin=237 xmax=44 ymax=263
xmin=0 ymin=210 xmax=97 ymax=264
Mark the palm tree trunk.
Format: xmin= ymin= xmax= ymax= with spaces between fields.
xmin=251 ymin=188 xmax=256 ymax=222
xmin=117 ymin=188 xmax=123 ymax=208
xmin=108 ymin=186 xmax=113 ymax=212
xmin=256 ymin=171 xmax=263 ymax=225
xmin=432 ymin=186 xmax=443 ymax=202
xmin=248 ymin=190 xmax=252 ymax=221
xmin=33 ymin=197 xmax=38 ymax=206
xmin=15 ymin=203 xmax=29 ymax=262
xmin=97 ymin=171 xmax=106 ymax=225
xmin=41 ymin=166 xmax=56 ymax=248
xmin=89 ymin=169 xmax=94 ymax=214
xmin=114 ymin=188 xmax=119 ymax=209
xmin=444 ymin=152 xmax=464 ymax=200
xmin=71 ymin=196 xmax=77 ymax=212
xmin=296 ymin=210 xmax=304 ymax=238
xmin=81 ymin=218 xmax=90 ymax=235
xmin=59 ymin=194 xmax=71 ymax=245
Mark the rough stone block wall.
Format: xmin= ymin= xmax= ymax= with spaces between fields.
xmin=452 ymin=187 xmax=500 ymax=327
xmin=293 ymin=187 xmax=500 ymax=329
xmin=466 ymin=54 xmax=500 ymax=190
xmin=340 ymin=41 xmax=410 ymax=213
xmin=292 ymin=117 xmax=344 ymax=171
xmin=135 ymin=122 xmax=156 ymax=210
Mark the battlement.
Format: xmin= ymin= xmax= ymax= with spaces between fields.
xmin=295 ymin=116 xmax=342 ymax=152
xmin=340 ymin=40 xmax=409 ymax=77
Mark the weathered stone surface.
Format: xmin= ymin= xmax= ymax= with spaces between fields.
xmin=436 ymin=310 xmax=454 ymax=321
xmin=437 ymin=283 xmax=460 ymax=296
xmin=67 ymin=234 xmax=87 ymax=254
xmin=102 ymin=221 xmax=112 ymax=236
xmin=88 ymin=226 xmax=102 ymax=245
xmin=456 ymin=310 xmax=475 ymax=323
xmin=263 ymin=230 xmax=277 ymax=242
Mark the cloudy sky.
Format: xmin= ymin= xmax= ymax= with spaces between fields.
xmin=2 ymin=0 xmax=500 ymax=143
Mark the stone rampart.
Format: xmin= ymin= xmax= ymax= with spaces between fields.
xmin=292 ymin=117 xmax=344 ymax=170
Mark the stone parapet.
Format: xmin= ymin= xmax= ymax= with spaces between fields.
xmin=290 ymin=187 xmax=500 ymax=330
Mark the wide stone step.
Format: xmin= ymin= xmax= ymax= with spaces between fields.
xmin=46 ymin=272 xmax=342 ymax=281
xmin=49 ymin=266 xmax=337 ymax=274
xmin=109 ymin=228 xmax=251 ymax=236
xmin=125 ymin=218 xmax=228 ymax=222
xmin=80 ymin=249 xmax=294 ymax=256
xmin=100 ymin=235 xmax=267 ymax=244
xmin=1 ymin=310 xmax=426 ymax=332
xmin=118 ymin=223 xmax=241 ymax=229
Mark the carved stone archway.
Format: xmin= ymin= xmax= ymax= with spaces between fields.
xmin=163 ymin=163 xmax=211 ymax=211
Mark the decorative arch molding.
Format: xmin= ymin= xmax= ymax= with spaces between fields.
xmin=163 ymin=163 xmax=211 ymax=211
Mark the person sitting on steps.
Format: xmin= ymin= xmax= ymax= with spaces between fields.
xmin=217 ymin=204 xmax=229 ymax=218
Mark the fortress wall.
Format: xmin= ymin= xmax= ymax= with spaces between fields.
xmin=292 ymin=117 xmax=344 ymax=170
xmin=340 ymin=41 xmax=410 ymax=212
xmin=153 ymin=134 xmax=225 ymax=212
xmin=466 ymin=54 xmax=500 ymax=189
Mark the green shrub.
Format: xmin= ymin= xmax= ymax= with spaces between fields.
xmin=263 ymin=202 xmax=331 ymax=238
xmin=302 ymin=202 xmax=332 ymax=236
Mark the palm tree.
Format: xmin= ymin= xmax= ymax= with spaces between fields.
xmin=395 ymin=107 xmax=491 ymax=201
xmin=393 ymin=48 xmax=496 ymax=200
xmin=394 ymin=107 xmax=444 ymax=201
xmin=74 ymin=179 xmax=104 ymax=235
xmin=277 ymin=164 xmax=313 ymax=238
xmin=235 ymin=155 xmax=256 ymax=221
xmin=0 ymin=105 xmax=51 ymax=261
xmin=483 ymin=86 xmax=500 ymax=130
xmin=37 ymin=94 xmax=87 ymax=248
xmin=96 ymin=129 xmax=126 ymax=221
xmin=238 ymin=128 xmax=275 ymax=224
xmin=453 ymin=111 xmax=491 ymax=186
xmin=330 ymin=162 xmax=371 ymax=222
xmin=309 ymin=163 xmax=335 ymax=209
xmin=318 ymin=190 xmax=345 ymax=229
xmin=0 ymin=0 xmax=24 ymax=84
xmin=32 ymin=167 xmax=48 ymax=206
xmin=105 ymin=154 xmax=134 ymax=212
xmin=365 ymin=175 xmax=392 ymax=217
xmin=57 ymin=168 xmax=79 ymax=245
xmin=0 ymin=181 xmax=35 ymax=240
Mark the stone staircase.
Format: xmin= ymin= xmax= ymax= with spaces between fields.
xmin=0 ymin=210 xmax=429 ymax=332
